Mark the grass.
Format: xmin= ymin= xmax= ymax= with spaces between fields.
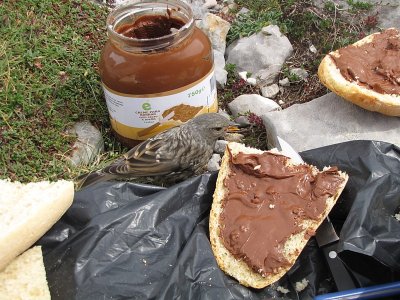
xmin=0 ymin=0 xmax=379 ymax=181
xmin=0 ymin=0 xmax=126 ymax=182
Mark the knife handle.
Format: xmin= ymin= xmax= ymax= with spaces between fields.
xmin=321 ymin=243 xmax=356 ymax=291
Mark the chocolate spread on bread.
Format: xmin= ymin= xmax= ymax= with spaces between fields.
xmin=331 ymin=28 xmax=400 ymax=95
xmin=219 ymin=150 xmax=344 ymax=277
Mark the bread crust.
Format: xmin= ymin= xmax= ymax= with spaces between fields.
xmin=209 ymin=142 xmax=348 ymax=289
xmin=0 ymin=180 xmax=74 ymax=271
xmin=318 ymin=29 xmax=400 ymax=116
xmin=0 ymin=246 xmax=51 ymax=299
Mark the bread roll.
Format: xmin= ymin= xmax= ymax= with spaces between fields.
xmin=318 ymin=28 xmax=400 ymax=116
xmin=0 ymin=246 xmax=50 ymax=300
xmin=0 ymin=179 xmax=74 ymax=271
xmin=209 ymin=142 xmax=348 ymax=289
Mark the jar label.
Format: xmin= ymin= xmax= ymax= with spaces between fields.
xmin=102 ymin=68 xmax=218 ymax=140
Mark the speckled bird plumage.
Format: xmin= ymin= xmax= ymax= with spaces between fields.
xmin=77 ymin=113 xmax=232 ymax=188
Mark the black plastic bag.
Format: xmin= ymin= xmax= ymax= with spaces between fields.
xmin=301 ymin=140 xmax=400 ymax=286
xmin=40 ymin=140 xmax=400 ymax=299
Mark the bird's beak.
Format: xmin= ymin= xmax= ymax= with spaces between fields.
xmin=225 ymin=123 xmax=241 ymax=133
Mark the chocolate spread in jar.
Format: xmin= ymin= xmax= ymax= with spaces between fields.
xmin=331 ymin=28 xmax=400 ymax=94
xmin=99 ymin=1 xmax=216 ymax=148
xmin=220 ymin=150 xmax=345 ymax=277
xmin=116 ymin=15 xmax=185 ymax=39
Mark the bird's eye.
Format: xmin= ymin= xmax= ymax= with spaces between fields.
xmin=213 ymin=127 xmax=223 ymax=131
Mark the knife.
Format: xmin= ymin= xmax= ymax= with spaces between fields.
xmin=262 ymin=116 xmax=356 ymax=291
xmin=315 ymin=217 xmax=357 ymax=291
xmin=278 ymin=139 xmax=357 ymax=291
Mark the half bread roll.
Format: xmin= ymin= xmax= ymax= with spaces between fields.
xmin=318 ymin=28 xmax=400 ymax=116
xmin=0 ymin=179 xmax=74 ymax=271
xmin=0 ymin=246 xmax=50 ymax=300
xmin=209 ymin=142 xmax=348 ymax=289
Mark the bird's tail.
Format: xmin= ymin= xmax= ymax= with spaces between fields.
xmin=74 ymin=171 xmax=117 ymax=190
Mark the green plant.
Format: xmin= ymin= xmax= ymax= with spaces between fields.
xmin=227 ymin=9 xmax=283 ymax=44
xmin=347 ymin=0 xmax=373 ymax=11
xmin=0 ymin=0 xmax=113 ymax=182
xmin=235 ymin=0 xmax=280 ymax=12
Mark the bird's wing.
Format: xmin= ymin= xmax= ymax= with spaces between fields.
xmin=103 ymin=131 xmax=181 ymax=177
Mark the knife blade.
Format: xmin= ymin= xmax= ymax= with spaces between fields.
xmin=315 ymin=217 xmax=357 ymax=291
xmin=264 ymin=119 xmax=356 ymax=291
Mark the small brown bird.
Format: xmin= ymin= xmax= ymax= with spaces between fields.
xmin=77 ymin=113 xmax=233 ymax=188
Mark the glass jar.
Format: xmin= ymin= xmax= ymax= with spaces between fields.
xmin=99 ymin=0 xmax=217 ymax=148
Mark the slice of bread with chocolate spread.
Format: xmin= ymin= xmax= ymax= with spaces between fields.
xmin=209 ymin=142 xmax=348 ymax=289
xmin=318 ymin=28 xmax=400 ymax=116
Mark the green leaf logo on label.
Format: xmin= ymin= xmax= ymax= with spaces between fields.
xmin=142 ymin=102 xmax=151 ymax=110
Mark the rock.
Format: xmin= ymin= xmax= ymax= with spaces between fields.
xmin=207 ymin=153 xmax=221 ymax=171
xmin=234 ymin=115 xmax=251 ymax=127
xmin=226 ymin=25 xmax=293 ymax=86
xmin=312 ymin=0 xmax=400 ymax=29
xmin=214 ymin=140 xmax=229 ymax=154
xmin=309 ymin=44 xmax=317 ymax=54
xmin=261 ymin=84 xmax=280 ymax=99
xmin=218 ymin=108 xmax=231 ymax=120
xmin=237 ymin=7 xmax=250 ymax=16
xmin=221 ymin=2 xmax=238 ymax=14
xmin=67 ymin=121 xmax=104 ymax=167
xmin=228 ymin=94 xmax=281 ymax=117
xmin=246 ymin=78 xmax=257 ymax=86
xmin=225 ymin=133 xmax=244 ymax=143
xmin=238 ymin=71 xmax=248 ymax=80
xmin=262 ymin=92 xmax=400 ymax=152
xmin=279 ymin=78 xmax=290 ymax=87
xmin=182 ymin=0 xmax=207 ymax=19
xmin=197 ymin=13 xmax=231 ymax=54
xmin=377 ymin=5 xmax=400 ymax=29
xmin=203 ymin=0 xmax=217 ymax=9
xmin=290 ymin=68 xmax=308 ymax=80
xmin=213 ymin=50 xmax=228 ymax=86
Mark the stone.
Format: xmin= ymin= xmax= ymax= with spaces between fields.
xmin=203 ymin=0 xmax=217 ymax=9
xmin=246 ymin=78 xmax=257 ymax=86
xmin=237 ymin=7 xmax=250 ymax=16
xmin=207 ymin=153 xmax=221 ymax=171
xmin=309 ymin=44 xmax=317 ymax=54
xmin=226 ymin=25 xmax=293 ymax=86
xmin=225 ymin=133 xmax=244 ymax=143
xmin=218 ymin=108 xmax=231 ymax=120
xmin=238 ymin=71 xmax=248 ymax=80
xmin=213 ymin=50 xmax=228 ymax=86
xmin=234 ymin=115 xmax=251 ymax=127
xmin=290 ymin=68 xmax=308 ymax=80
xmin=312 ymin=0 xmax=400 ymax=29
xmin=214 ymin=139 xmax=229 ymax=154
xmin=377 ymin=5 xmax=400 ymax=29
xmin=261 ymin=84 xmax=280 ymax=99
xmin=197 ymin=13 xmax=231 ymax=54
xmin=279 ymin=78 xmax=290 ymax=87
xmin=228 ymin=94 xmax=281 ymax=117
xmin=67 ymin=121 xmax=104 ymax=166
xmin=262 ymin=92 xmax=400 ymax=152
xmin=182 ymin=0 xmax=208 ymax=19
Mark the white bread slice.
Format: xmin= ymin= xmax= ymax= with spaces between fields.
xmin=209 ymin=142 xmax=348 ymax=289
xmin=0 ymin=246 xmax=50 ymax=300
xmin=318 ymin=28 xmax=400 ymax=116
xmin=0 ymin=179 xmax=74 ymax=271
